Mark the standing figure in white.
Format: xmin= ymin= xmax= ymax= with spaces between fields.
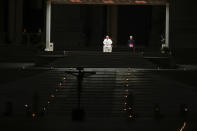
xmin=103 ymin=35 xmax=112 ymax=53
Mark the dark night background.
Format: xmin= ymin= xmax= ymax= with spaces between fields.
xmin=0 ymin=0 xmax=196 ymax=53
xmin=1 ymin=0 xmax=197 ymax=131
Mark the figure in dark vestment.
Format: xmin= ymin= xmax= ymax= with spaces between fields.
xmin=128 ymin=35 xmax=136 ymax=53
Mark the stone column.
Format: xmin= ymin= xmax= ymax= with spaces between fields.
xmin=148 ymin=7 xmax=162 ymax=50
xmin=106 ymin=6 xmax=110 ymax=35
xmin=165 ymin=3 xmax=170 ymax=48
xmin=15 ymin=0 xmax=23 ymax=44
xmin=8 ymin=0 xmax=16 ymax=43
xmin=45 ymin=0 xmax=51 ymax=51
xmin=106 ymin=6 xmax=118 ymax=45
xmin=0 ymin=0 xmax=5 ymax=44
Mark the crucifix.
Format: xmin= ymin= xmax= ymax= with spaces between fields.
xmin=65 ymin=67 xmax=96 ymax=120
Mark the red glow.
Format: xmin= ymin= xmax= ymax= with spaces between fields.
xmin=103 ymin=0 xmax=114 ymax=4
xmin=70 ymin=0 xmax=81 ymax=3
xmin=135 ymin=0 xmax=147 ymax=4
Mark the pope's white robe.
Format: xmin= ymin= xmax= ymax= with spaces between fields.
xmin=103 ymin=39 xmax=112 ymax=52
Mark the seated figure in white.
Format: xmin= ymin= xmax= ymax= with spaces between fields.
xmin=103 ymin=35 xmax=113 ymax=53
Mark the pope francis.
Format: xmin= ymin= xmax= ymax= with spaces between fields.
xmin=103 ymin=35 xmax=112 ymax=53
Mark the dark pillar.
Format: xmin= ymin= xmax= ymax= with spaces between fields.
xmin=88 ymin=6 xmax=106 ymax=47
xmin=8 ymin=0 xmax=16 ymax=43
xmin=15 ymin=0 xmax=23 ymax=44
xmin=149 ymin=7 xmax=164 ymax=50
xmin=0 ymin=0 xmax=5 ymax=44
xmin=7 ymin=0 xmax=23 ymax=44
xmin=107 ymin=6 xmax=118 ymax=45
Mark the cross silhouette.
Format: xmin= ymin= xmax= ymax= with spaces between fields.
xmin=65 ymin=67 xmax=96 ymax=109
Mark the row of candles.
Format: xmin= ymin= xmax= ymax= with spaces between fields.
xmin=122 ymin=68 xmax=187 ymax=131
xmin=122 ymin=68 xmax=135 ymax=120
xmin=121 ymin=68 xmax=189 ymax=122
xmin=24 ymin=73 xmax=67 ymax=118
